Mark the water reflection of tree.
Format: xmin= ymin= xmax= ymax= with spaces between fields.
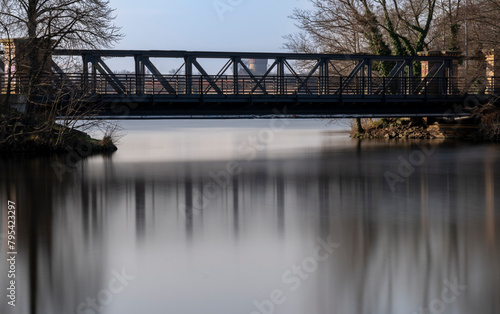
xmin=2 ymin=144 xmax=498 ymax=313
xmin=0 ymin=155 xmax=107 ymax=313
xmin=312 ymin=146 xmax=500 ymax=314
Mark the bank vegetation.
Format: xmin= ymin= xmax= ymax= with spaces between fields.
xmin=286 ymin=0 xmax=500 ymax=140
xmin=0 ymin=0 xmax=122 ymax=152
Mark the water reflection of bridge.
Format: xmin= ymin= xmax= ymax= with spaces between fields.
xmin=1 ymin=50 xmax=489 ymax=118
xmin=0 ymin=143 xmax=499 ymax=313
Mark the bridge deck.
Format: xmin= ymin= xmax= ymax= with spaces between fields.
xmin=0 ymin=50 xmax=490 ymax=118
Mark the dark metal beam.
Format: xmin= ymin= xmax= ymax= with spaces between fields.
xmin=374 ymin=60 xmax=409 ymax=94
xmin=82 ymin=55 xmax=90 ymax=92
xmin=185 ymin=57 xmax=193 ymax=95
xmin=49 ymin=50 xmax=460 ymax=99
xmin=334 ymin=60 xmax=367 ymax=95
xmin=191 ymin=59 xmax=223 ymax=95
xmin=238 ymin=59 xmax=268 ymax=94
xmin=291 ymin=59 xmax=324 ymax=94
xmin=320 ymin=58 xmax=329 ymax=95
xmin=283 ymin=60 xmax=312 ymax=94
xmin=232 ymin=57 xmax=239 ymax=94
xmin=277 ymin=58 xmax=285 ymax=94
xmin=2 ymin=48 xmax=469 ymax=118
xmin=74 ymin=112 xmax=471 ymax=120
xmin=89 ymin=56 xmax=127 ymax=94
xmin=414 ymin=61 xmax=447 ymax=94
xmin=142 ymin=57 xmax=177 ymax=95
xmin=52 ymin=61 xmax=76 ymax=89
xmin=250 ymin=59 xmax=278 ymax=94
xmin=53 ymin=49 xmax=460 ymax=62
xmin=70 ymin=92 xmax=473 ymax=120
xmin=134 ymin=55 xmax=145 ymax=94
xmin=204 ymin=59 xmax=233 ymax=94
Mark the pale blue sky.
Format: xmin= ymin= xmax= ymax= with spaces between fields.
xmin=108 ymin=0 xmax=312 ymax=52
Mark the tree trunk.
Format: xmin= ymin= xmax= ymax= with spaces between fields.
xmin=356 ymin=118 xmax=364 ymax=133
xmin=23 ymin=0 xmax=40 ymax=125
xmin=449 ymin=23 xmax=460 ymax=51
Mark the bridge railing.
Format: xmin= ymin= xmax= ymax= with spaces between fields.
xmin=57 ymin=74 xmax=471 ymax=96
xmin=0 ymin=73 xmax=490 ymax=97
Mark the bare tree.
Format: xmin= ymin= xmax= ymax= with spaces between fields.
xmin=0 ymin=0 xmax=122 ymax=48
xmin=0 ymin=0 xmax=122 ymax=124
xmin=285 ymin=0 xmax=440 ymax=75
xmin=466 ymin=0 xmax=500 ymax=49
xmin=437 ymin=0 xmax=462 ymax=51
xmin=0 ymin=0 xmax=122 ymax=150
xmin=286 ymin=0 xmax=500 ymax=65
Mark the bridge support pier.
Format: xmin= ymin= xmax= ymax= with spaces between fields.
xmin=418 ymin=50 xmax=460 ymax=95
xmin=1 ymin=38 xmax=54 ymax=94
xmin=484 ymin=49 xmax=500 ymax=95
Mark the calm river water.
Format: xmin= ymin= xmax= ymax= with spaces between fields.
xmin=1 ymin=120 xmax=499 ymax=314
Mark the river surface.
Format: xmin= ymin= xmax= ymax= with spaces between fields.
xmin=1 ymin=120 xmax=499 ymax=314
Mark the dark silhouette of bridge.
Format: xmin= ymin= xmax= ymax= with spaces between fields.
xmin=1 ymin=49 xmax=489 ymax=118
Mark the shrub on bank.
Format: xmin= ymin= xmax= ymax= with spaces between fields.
xmin=351 ymin=102 xmax=500 ymax=141
xmin=475 ymin=102 xmax=500 ymax=141
xmin=0 ymin=111 xmax=117 ymax=152
xmin=350 ymin=118 xmax=438 ymax=139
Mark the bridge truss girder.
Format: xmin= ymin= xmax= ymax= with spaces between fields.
xmin=51 ymin=50 xmax=459 ymax=98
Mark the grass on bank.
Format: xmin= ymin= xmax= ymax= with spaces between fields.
xmin=0 ymin=110 xmax=118 ymax=152
xmin=350 ymin=102 xmax=500 ymax=141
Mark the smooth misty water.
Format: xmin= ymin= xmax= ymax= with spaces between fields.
xmin=1 ymin=120 xmax=499 ymax=314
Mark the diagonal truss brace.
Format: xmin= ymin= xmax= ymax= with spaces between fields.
xmin=51 ymin=50 xmax=461 ymax=99
xmin=285 ymin=59 xmax=324 ymax=94
xmin=374 ymin=60 xmax=409 ymax=94
xmin=191 ymin=59 xmax=223 ymax=95
xmin=238 ymin=60 xmax=268 ymax=94
xmin=414 ymin=61 xmax=446 ymax=93
xmin=52 ymin=61 xmax=77 ymax=89
xmin=88 ymin=56 xmax=127 ymax=94
xmin=141 ymin=57 xmax=177 ymax=95
xmin=250 ymin=60 xmax=278 ymax=94
xmin=334 ymin=59 xmax=366 ymax=94
xmin=203 ymin=59 xmax=233 ymax=94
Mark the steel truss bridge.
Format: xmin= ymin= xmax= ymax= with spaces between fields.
xmin=0 ymin=50 xmax=486 ymax=118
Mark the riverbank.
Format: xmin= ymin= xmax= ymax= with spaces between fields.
xmin=351 ymin=118 xmax=440 ymax=140
xmin=351 ymin=112 xmax=500 ymax=141
xmin=0 ymin=111 xmax=117 ymax=152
